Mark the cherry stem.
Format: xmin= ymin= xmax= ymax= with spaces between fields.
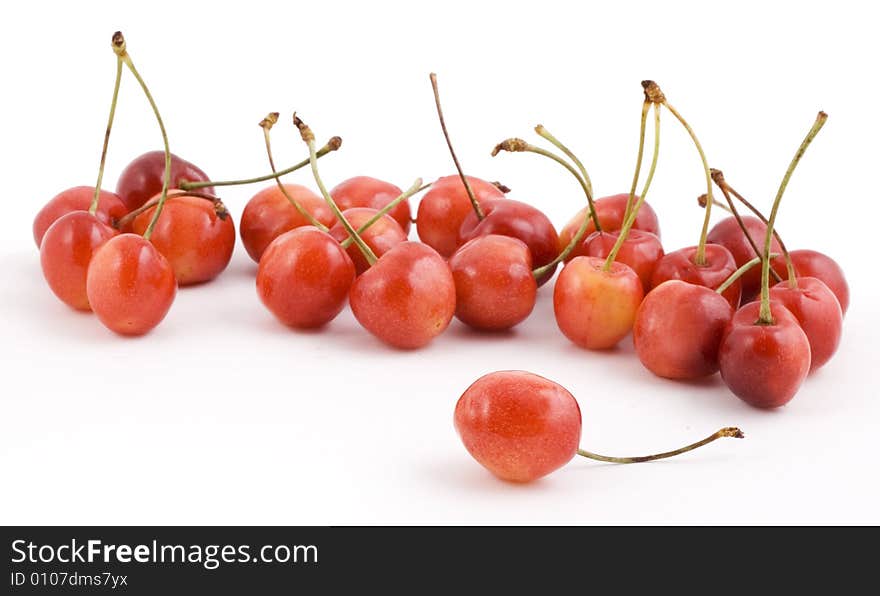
xmin=114 ymin=190 xmax=224 ymax=229
xmin=429 ymin=73 xmax=483 ymax=220
xmin=111 ymin=32 xmax=170 ymax=241
xmin=260 ymin=112 xmax=329 ymax=232
xmin=90 ymin=53 xmax=123 ymax=215
xmin=711 ymin=172 xmax=794 ymax=286
xmin=623 ymin=100 xmax=650 ymax=223
xmin=339 ymin=178 xmax=425 ymax=249
xmin=491 ymin=139 xmax=599 ymax=231
xmin=577 ymin=427 xmax=744 ymax=464
xmin=715 ymin=253 xmax=779 ymax=295
xmin=534 ymin=125 xmax=596 ymax=205
xmin=758 ymin=111 xmax=827 ymax=324
xmin=295 ymin=114 xmax=377 ymax=265
xmin=602 ymin=102 xmax=661 ymax=271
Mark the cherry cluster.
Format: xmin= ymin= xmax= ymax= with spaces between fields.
xmin=35 ymin=34 xmax=848 ymax=483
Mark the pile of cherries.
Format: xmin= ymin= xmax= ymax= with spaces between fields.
xmin=35 ymin=34 xmax=848 ymax=483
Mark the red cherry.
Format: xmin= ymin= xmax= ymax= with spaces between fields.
xmin=707 ymin=216 xmax=783 ymax=301
xmin=557 ymin=193 xmax=660 ymax=260
xmin=86 ymin=233 xmax=177 ymax=335
xmin=718 ymin=300 xmax=811 ymax=408
xmin=416 ymin=175 xmax=504 ymax=257
xmin=240 ymin=184 xmax=335 ymax=263
xmin=769 ymin=277 xmax=842 ymax=372
xmin=554 ymin=256 xmax=644 ymax=349
xmin=454 ymin=371 xmax=581 ymax=482
xmin=458 ymin=198 xmax=559 ymax=286
xmin=256 ymin=227 xmax=355 ymax=329
xmin=788 ymin=249 xmax=849 ymax=314
xmin=350 ymin=242 xmax=455 ymax=349
xmin=449 ymin=235 xmax=537 ymax=331
xmin=582 ymin=229 xmax=664 ymax=291
xmin=328 ymin=207 xmax=407 ymax=275
xmin=115 ymin=151 xmax=213 ymax=212
xmin=39 ymin=211 xmax=118 ymax=311
xmin=650 ymin=244 xmax=741 ymax=309
xmin=634 ymin=280 xmax=734 ymax=379
xmin=129 ymin=194 xmax=235 ymax=285
xmin=329 ymin=176 xmax=411 ymax=234
xmin=33 ymin=186 xmax=126 ymax=248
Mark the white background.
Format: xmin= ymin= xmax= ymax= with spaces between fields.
xmin=1 ymin=1 xmax=877 ymax=524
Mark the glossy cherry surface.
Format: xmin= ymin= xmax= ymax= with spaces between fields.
xmin=707 ymin=216 xmax=783 ymax=301
xmin=33 ymin=186 xmax=126 ymax=248
xmin=330 ymin=176 xmax=411 ymax=234
xmin=328 ymin=207 xmax=407 ymax=275
xmin=769 ymin=277 xmax=842 ymax=372
xmin=582 ymin=229 xmax=664 ymax=291
xmin=651 ymin=244 xmax=741 ymax=309
xmin=115 ymin=151 xmax=213 ymax=212
xmin=788 ymin=249 xmax=849 ymax=314
xmin=557 ymin=193 xmax=660 ymax=261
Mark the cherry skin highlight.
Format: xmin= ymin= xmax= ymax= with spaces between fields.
xmin=707 ymin=216 xmax=783 ymax=301
xmin=86 ymin=233 xmax=177 ymax=336
xmin=788 ymin=249 xmax=849 ymax=314
xmin=130 ymin=194 xmax=235 ymax=285
xmin=554 ymin=256 xmax=644 ymax=349
xmin=240 ymin=184 xmax=335 ymax=263
xmin=115 ymin=151 xmax=213 ymax=212
xmin=449 ymin=235 xmax=537 ymax=331
xmin=416 ymin=175 xmax=504 ymax=257
xmin=256 ymin=227 xmax=355 ymax=329
xmin=582 ymin=229 xmax=664 ymax=291
xmin=633 ymin=280 xmax=734 ymax=379
xmin=458 ymin=198 xmax=559 ymax=286
xmin=769 ymin=277 xmax=842 ymax=372
xmin=328 ymin=207 xmax=407 ymax=275
xmin=33 ymin=186 xmax=126 ymax=248
xmin=349 ymin=242 xmax=456 ymax=349
xmin=557 ymin=193 xmax=661 ymax=261
xmin=651 ymin=244 xmax=741 ymax=309
xmin=454 ymin=370 xmax=581 ymax=483
xmin=39 ymin=211 xmax=118 ymax=311
xmin=718 ymin=300 xmax=811 ymax=409
xmin=329 ymin=176 xmax=411 ymax=234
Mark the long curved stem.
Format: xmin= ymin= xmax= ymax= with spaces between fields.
xmin=90 ymin=55 xmax=123 ymax=215
xmin=339 ymin=179 xmax=424 ymax=249
xmin=578 ymin=427 xmax=744 ymax=464
xmin=115 ymin=190 xmax=222 ymax=229
xmin=623 ymin=100 xmax=650 ymax=223
xmin=603 ymin=102 xmax=661 ymax=270
xmin=295 ymin=115 xmax=377 ymax=265
xmin=758 ymin=112 xmax=827 ymax=324
xmin=430 ymin=73 xmax=483 ymax=220
xmin=534 ymin=124 xmax=596 ymax=207
xmin=260 ymin=113 xmax=328 ymax=231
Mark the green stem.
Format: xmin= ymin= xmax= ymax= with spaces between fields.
xmin=715 ymin=254 xmax=779 ymax=295
xmin=603 ymin=102 xmax=661 ymax=271
xmin=623 ymin=100 xmax=650 ymax=223
xmin=758 ymin=112 xmax=827 ymax=324
xmin=534 ymin=125 xmax=595 ymax=202
xmin=577 ymin=427 xmax=744 ymax=464
xmin=339 ymin=179 xmax=425 ymax=249
xmin=663 ymin=101 xmax=713 ymax=265
xmin=90 ymin=55 xmax=123 ymax=215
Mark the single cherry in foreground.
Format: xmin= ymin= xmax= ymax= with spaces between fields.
xmin=115 ymin=150 xmax=213 ymax=212
xmin=328 ymin=207 xmax=407 ymax=275
xmin=349 ymin=241 xmax=456 ymax=349
xmin=86 ymin=233 xmax=177 ymax=335
xmin=449 ymin=235 xmax=537 ymax=331
xmin=330 ymin=176 xmax=411 ymax=234
xmin=257 ymin=227 xmax=355 ymax=329
xmin=33 ymin=186 xmax=127 ymax=248
xmin=769 ymin=277 xmax=842 ymax=372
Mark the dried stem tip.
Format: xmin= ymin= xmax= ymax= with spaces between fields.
xmin=641 ymin=80 xmax=666 ymax=104
xmin=214 ymin=200 xmax=230 ymax=220
xmin=697 ymin=193 xmax=709 ymax=208
xmin=260 ymin=112 xmax=280 ymax=130
xmin=328 ymin=136 xmax=342 ymax=151
xmin=709 ymin=168 xmax=726 ymax=185
xmin=491 ymin=138 xmax=529 ymax=156
xmin=293 ymin=113 xmax=315 ymax=143
xmin=720 ymin=427 xmax=745 ymax=439
xmin=111 ymin=31 xmax=126 ymax=56
xmin=491 ymin=181 xmax=512 ymax=194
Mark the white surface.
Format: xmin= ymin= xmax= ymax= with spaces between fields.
xmin=1 ymin=1 xmax=877 ymax=525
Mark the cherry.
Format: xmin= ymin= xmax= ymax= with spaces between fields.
xmin=455 ymin=370 xmax=744 ymax=483
xmin=416 ymin=175 xmax=504 ymax=257
xmin=707 ymin=215 xmax=783 ymax=300
xmin=449 ymin=235 xmax=536 ymax=331
xmin=582 ymin=228 xmax=664 ymax=291
xmin=633 ymin=280 xmax=734 ymax=379
xmin=33 ymin=186 xmax=126 ymax=248
xmin=769 ymin=277 xmax=842 ymax=372
xmin=239 ymin=184 xmax=335 ymax=262
xmin=789 ymin=249 xmax=849 ymax=314
xmin=330 ymin=176 xmax=411 ymax=234
xmin=557 ymin=193 xmax=660 ymax=261
xmin=651 ymin=244 xmax=741 ymax=308
xmin=116 ymin=151 xmax=213 ymax=212
xmin=329 ymin=207 xmax=407 ymax=275
xmin=458 ymin=198 xmax=560 ymax=286
xmin=39 ymin=211 xmax=117 ymax=310
xmin=256 ymin=227 xmax=355 ymax=329
xmin=86 ymin=233 xmax=177 ymax=335
xmin=128 ymin=193 xmax=235 ymax=285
